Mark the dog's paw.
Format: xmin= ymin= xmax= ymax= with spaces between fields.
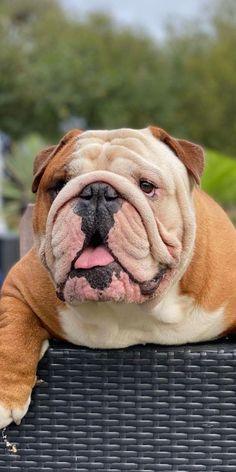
xmin=0 ymin=396 xmax=31 ymax=429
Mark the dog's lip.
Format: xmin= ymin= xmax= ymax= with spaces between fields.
xmin=56 ymin=256 xmax=170 ymax=302
xmin=69 ymin=245 xmax=170 ymax=295
xmin=56 ymin=262 xmax=169 ymax=302
xmin=139 ymin=266 xmax=168 ymax=295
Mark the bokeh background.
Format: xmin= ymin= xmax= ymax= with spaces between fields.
xmin=0 ymin=0 xmax=236 ymax=278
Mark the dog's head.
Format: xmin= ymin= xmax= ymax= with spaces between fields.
xmin=32 ymin=127 xmax=204 ymax=305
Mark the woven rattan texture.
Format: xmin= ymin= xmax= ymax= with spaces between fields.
xmin=1 ymin=340 xmax=236 ymax=471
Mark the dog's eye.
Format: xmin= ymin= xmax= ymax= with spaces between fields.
xmin=48 ymin=179 xmax=66 ymax=200
xmin=139 ymin=180 xmax=156 ymax=196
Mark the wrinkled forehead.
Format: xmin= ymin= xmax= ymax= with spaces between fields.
xmin=68 ymin=128 xmax=188 ymax=181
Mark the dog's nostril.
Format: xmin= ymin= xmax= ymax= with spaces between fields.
xmin=79 ymin=183 xmax=120 ymax=202
xmin=104 ymin=186 xmax=119 ymax=201
xmin=79 ymin=186 xmax=93 ymax=200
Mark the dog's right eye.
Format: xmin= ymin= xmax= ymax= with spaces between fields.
xmin=48 ymin=179 xmax=66 ymax=201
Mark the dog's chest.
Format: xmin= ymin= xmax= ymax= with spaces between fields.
xmin=58 ymin=284 xmax=224 ymax=348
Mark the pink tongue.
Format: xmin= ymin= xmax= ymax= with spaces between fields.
xmin=74 ymin=245 xmax=114 ymax=269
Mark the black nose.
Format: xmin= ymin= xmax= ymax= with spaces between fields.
xmin=73 ymin=182 xmax=122 ymax=241
xmin=79 ymin=182 xmax=120 ymax=206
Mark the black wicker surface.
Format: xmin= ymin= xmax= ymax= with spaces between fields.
xmin=1 ymin=339 xmax=236 ymax=471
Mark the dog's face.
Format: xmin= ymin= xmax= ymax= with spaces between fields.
xmin=32 ymin=127 xmax=204 ymax=305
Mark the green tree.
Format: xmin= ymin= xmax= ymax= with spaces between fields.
xmin=162 ymin=0 xmax=236 ymax=155
xmin=0 ymin=0 xmax=168 ymax=140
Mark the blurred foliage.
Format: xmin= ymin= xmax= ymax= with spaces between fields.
xmin=202 ymin=150 xmax=236 ymax=225
xmin=0 ymin=0 xmax=236 ymax=155
xmin=202 ymin=150 xmax=236 ymax=209
xmin=0 ymin=0 xmax=168 ymax=140
xmin=2 ymin=134 xmax=46 ymax=228
xmin=163 ymin=0 xmax=236 ymax=155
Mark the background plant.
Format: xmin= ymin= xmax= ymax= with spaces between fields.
xmin=2 ymin=134 xmax=46 ymax=228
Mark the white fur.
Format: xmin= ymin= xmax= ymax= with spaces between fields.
xmin=70 ymin=128 xmax=190 ymax=194
xmin=0 ymin=396 xmax=31 ymax=429
xmin=58 ymin=283 xmax=224 ymax=349
xmin=39 ymin=339 xmax=49 ymax=360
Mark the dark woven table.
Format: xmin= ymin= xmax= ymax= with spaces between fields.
xmin=1 ymin=338 xmax=236 ymax=471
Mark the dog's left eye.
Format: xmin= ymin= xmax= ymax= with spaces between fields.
xmin=48 ymin=179 xmax=66 ymax=200
xmin=139 ymin=180 xmax=156 ymax=196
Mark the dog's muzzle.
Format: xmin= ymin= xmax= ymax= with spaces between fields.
xmin=57 ymin=181 xmax=124 ymax=294
xmin=73 ymin=181 xmax=122 ymax=242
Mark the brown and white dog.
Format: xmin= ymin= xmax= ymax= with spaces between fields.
xmin=0 ymin=126 xmax=236 ymax=428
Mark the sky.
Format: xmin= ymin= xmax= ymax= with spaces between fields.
xmin=62 ymin=0 xmax=209 ymax=41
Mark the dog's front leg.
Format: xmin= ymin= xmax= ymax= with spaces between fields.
xmin=0 ymin=296 xmax=49 ymax=429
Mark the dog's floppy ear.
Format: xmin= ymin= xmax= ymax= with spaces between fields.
xmin=32 ymin=129 xmax=82 ymax=193
xmin=149 ymin=126 xmax=205 ymax=185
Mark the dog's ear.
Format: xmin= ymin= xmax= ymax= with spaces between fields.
xmin=32 ymin=129 xmax=82 ymax=193
xmin=149 ymin=126 xmax=205 ymax=185
xmin=32 ymin=145 xmax=56 ymax=193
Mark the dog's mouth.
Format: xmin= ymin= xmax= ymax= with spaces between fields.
xmin=56 ymin=230 xmax=170 ymax=302
xmin=73 ymin=231 xmax=115 ymax=270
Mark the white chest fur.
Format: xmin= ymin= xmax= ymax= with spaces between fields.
xmin=58 ymin=284 xmax=224 ymax=348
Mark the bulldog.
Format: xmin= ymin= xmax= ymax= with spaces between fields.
xmin=0 ymin=126 xmax=236 ymax=428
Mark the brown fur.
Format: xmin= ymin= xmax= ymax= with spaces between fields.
xmin=33 ymin=130 xmax=81 ymax=235
xmin=180 ymin=188 xmax=236 ymax=331
xmin=32 ymin=129 xmax=82 ymax=193
xmin=0 ymin=249 xmax=64 ymax=407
